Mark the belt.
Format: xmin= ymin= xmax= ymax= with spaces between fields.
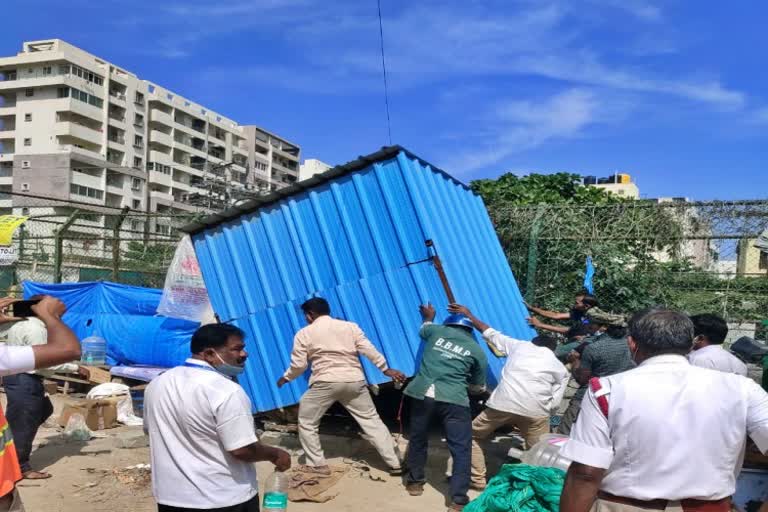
xmin=597 ymin=491 xmax=731 ymax=512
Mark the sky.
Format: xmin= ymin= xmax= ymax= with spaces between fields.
xmin=2 ymin=0 xmax=767 ymax=200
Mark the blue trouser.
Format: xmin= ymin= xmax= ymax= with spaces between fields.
xmin=406 ymin=397 xmax=472 ymax=506
xmin=3 ymin=373 xmax=53 ymax=472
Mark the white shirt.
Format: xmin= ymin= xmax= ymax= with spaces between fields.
xmin=483 ymin=328 xmax=569 ymax=417
xmin=561 ymin=354 xmax=768 ymax=501
xmin=144 ymin=358 xmax=259 ymax=509
xmin=0 ymin=342 xmax=35 ymax=377
xmin=5 ymin=317 xmax=79 ymax=376
xmin=689 ymin=344 xmax=748 ymax=376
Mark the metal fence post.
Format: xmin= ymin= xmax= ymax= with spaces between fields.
xmin=112 ymin=207 xmax=130 ymax=282
xmin=53 ymin=209 xmax=80 ymax=284
xmin=525 ymin=207 xmax=545 ymax=303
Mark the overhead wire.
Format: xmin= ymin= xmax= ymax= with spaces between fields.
xmin=376 ymin=0 xmax=393 ymax=145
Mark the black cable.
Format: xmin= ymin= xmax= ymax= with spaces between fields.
xmin=377 ymin=0 xmax=393 ymax=145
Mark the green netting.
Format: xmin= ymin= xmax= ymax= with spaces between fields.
xmin=465 ymin=464 xmax=565 ymax=512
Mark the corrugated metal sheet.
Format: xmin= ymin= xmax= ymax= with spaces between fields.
xmin=190 ymin=147 xmax=535 ymax=412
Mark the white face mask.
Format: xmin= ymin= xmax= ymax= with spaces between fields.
xmin=212 ymin=350 xmax=245 ymax=377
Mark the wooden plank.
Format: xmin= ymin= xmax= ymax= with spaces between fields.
xmin=79 ymin=366 xmax=111 ymax=385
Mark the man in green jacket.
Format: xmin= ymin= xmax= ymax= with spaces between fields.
xmin=404 ymin=303 xmax=488 ymax=512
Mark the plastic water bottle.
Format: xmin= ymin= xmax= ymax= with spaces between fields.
xmin=80 ymin=336 xmax=107 ymax=365
xmin=262 ymin=471 xmax=289 ymax=511
xmin=507 ymin=434 xmax=573 ymax=472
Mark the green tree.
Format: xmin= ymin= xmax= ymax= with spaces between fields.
xmin=471 ymin=173 xmax=687 ymax=316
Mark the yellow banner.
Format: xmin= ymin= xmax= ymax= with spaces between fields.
xmin=0 ymin=216 xmax=28 ymax=246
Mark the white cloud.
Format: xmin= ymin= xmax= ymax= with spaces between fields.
xmin=589 ymin=0 xmax=662 ymax=22
xmin=446 ymin=89 xmax=602 ymax=172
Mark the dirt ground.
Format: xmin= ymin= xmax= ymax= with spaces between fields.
xmin=15 ymin=395 xmax=489 ymax=512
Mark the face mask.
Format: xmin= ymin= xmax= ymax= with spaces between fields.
xmin=213 ymin=350 xmax=245 ymax=377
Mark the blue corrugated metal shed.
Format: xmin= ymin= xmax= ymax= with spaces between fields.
xmin=183 ymin=146 xmax=535 ymax=412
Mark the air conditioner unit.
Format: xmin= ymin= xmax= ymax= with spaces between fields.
xmin=21 ymin=183 xmax=29 ymax=192
xmin=21 ymin=161 xmax=30 ymax=169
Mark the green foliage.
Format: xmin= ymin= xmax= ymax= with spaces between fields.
xmin=470 ymin=172 xmax=620 ymax=208
xmin=122 ymin=241 xmax=175 ymax=270
xmin=471 ymin=173 xmax=767 ymax=322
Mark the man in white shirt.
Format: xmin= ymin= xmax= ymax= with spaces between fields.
xmin=144 ymin=323 xmax=291 ymax=512
xmin=0 ymin=296 xmax=82 ymax=512
xmin=3 ymin=316 xmax=80 ymax=480
xmin=448 ymin=304 xmax=569 ymax=490
xmin=689 ymin=313 xmax=748 ymax=376
xmin=560 ymin=309 xmax=768 ymax=512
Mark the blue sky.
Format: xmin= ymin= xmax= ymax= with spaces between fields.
xmin=3 ymin=0 xmax=767 ymax=199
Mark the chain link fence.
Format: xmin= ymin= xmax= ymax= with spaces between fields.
xmin=0 ymin=193 xmax=196 ymax=294
xmin=490 ymin=199 xmax=768 ymax=341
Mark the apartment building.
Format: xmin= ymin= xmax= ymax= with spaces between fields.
xmin=584 ymin=173 xmax=640 ymax=199
xmin=299 ymin=158 xmax=332 ymax=181
xmin=0 ymin=39 xmax=301 ymax=236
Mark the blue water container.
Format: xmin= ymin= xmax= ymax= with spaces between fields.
xmin=80 ymin=336 xmax=107 ymax=365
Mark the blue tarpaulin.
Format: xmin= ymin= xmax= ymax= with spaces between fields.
xmin=23 ymin=281 xmax=198 ymax=367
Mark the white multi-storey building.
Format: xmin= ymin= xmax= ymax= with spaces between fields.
xmin=0 ymin=39 xmax=300 ymax=232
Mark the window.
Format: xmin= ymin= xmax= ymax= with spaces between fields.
xmin=25 ymin=89 xmax=34 ymax=97
xmin=134 ymin=92 xmax=144 ymax=104
xmin=155 ymin=224 xmax=170 ymax=235
xmin=134 ymin=135 xmax=143 ymax=148
xmin=69 ymin=183 xmax=104 ymax=200
xmin=134 ymin=113 xmax=144 ymax=126
xmin=132 ymin=199 xmax=141 ymax=209
xmin=21 ymin=161 xmax=30 ymax=169
xmin=64 ymin=64 xmax=104 ymax=85
xmin=130 ymin=219 xmax=142 ymax=231
xmin=57 ymin=87 xmax=69 ymax=98
xmin=133 ymin=157 xmax=143 ymax=168
xmin=23 ymin=138 xmax=31 ymax=147
xmin=167 ymin=93 xmax=173 ymax=101
xmin=131 ymin=177 xmax=142 ymax=191
xmin=24 ymin=113 xmax=31 ymax=122
xmin=761 ymin=252 xmax=768 ymax=271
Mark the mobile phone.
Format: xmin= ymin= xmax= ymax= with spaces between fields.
xmin=12 ymin=300 xmax=40 ymax=318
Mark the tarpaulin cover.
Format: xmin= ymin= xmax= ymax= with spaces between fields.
xmin=23 ymin=281 xmax=198 ymax=367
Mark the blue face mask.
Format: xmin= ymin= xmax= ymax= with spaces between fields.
xmin=213 ymin=351 xmax=245 ymax=378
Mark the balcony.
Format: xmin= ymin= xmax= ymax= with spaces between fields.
xmin=149 ymin=170 xmax=173 ymax=188
xmin=149 ymin=149 xmax=172 ymax=164
xmin=109 ymin=90 xmax=127 ymax=103
xmin=150 ymin=130 xmax=173 ymax=148
xmin=54 ymin=122 xmax=103 ymax=147
xmin=0 ymin=153 xmax=15 ymax=162
xmin=107 ymin=136 xmax=125 ymax=150
xmin=63 ymin=98 xmax=103 ymax=122
xmin=272 ymin=160 xmax=298 ymax=175
xmin=150 ymin=109 xmax=174 ymax=127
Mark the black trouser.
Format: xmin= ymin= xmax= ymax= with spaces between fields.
xmin=3 ymin=373 xmax=53 ymax=473
xmin=406 ymin=397 xmax=472 ymax=506
xmin=158 ymin=494 xmax=260 ymax=512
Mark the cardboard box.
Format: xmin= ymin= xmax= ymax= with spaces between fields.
xmin=58 ymin=398 xmax=119 ymax=431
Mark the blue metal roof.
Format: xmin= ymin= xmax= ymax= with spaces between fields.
xmin=190 ymin=147 xmax=535 ymax=412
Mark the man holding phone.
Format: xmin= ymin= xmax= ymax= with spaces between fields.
xmin=0 ymin=296 xmax=81 ymax=512
xmin=3 ymin=297 xmax=80 ymax=480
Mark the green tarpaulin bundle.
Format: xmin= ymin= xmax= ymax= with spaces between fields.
xmin=465 ymin=464 xmax=566 ymax=512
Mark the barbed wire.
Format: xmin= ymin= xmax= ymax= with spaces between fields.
xmin=489 ymin=200 xmax=768 ymax=331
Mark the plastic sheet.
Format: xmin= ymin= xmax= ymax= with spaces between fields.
xmin=157 ymin=235 xmax=213 ymax=322
xmin=23 ymin=281 xmax=198 ymax=368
